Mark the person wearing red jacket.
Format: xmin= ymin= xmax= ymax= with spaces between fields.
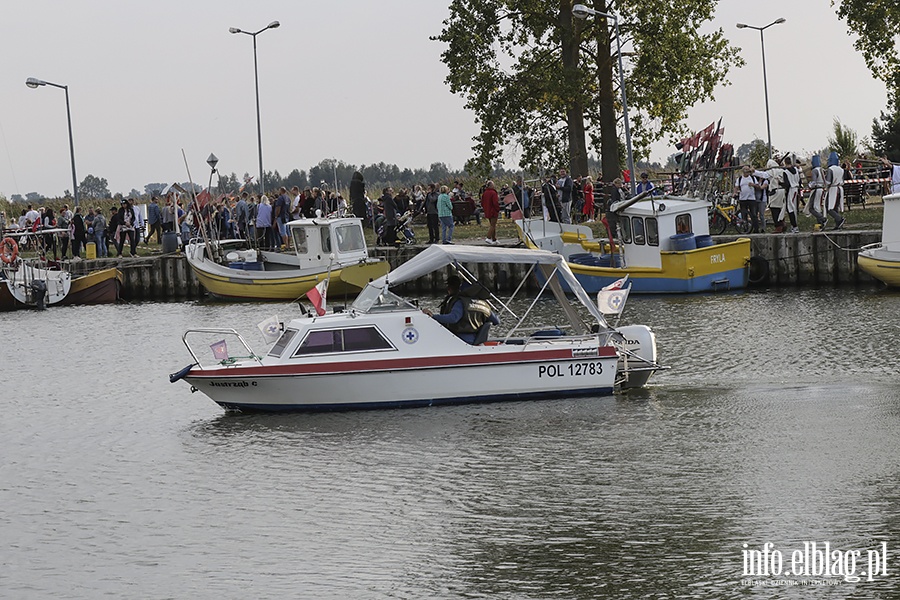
xmin=481 ymin=180 xmax=500 ymax=245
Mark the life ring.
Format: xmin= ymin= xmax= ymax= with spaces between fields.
xmin=1 ymin=237 xmax=19 ymax=264
xmin=747 ymin=255 xmax=769 ymax=285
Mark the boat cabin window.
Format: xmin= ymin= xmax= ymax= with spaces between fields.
xmin=675 ymin=214 xmax=692 ymax=234
xmin=352 ymin=285 xmax=418 ymax=313
xmin=619 ymin=216 xmax=632 ymax=243
xmin=320 ymin=228 xmax=332 ymax=253
xmin=292 ymin=229 xmax=309 ymax=254
xmin=646 ymin=217 xmax=659 ymax=246
xmin=335 ymin=224 xmax=365 ymax=253
xmin=268 ymin=328 xmax=298 ymax=358
xmin=631 ymin=217 xmax=646 ymax=245
xmin=293 ymin=326 xmax=393 ymax=356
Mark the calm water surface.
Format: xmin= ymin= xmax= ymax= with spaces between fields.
xmin=2 ymin=286 xmax=900 ymax=599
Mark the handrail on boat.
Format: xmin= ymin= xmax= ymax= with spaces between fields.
xmin=182 ymin=328 xmax=264 ymax=369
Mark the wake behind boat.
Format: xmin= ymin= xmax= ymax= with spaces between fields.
xmin=185 ymin=216 xmax=389 ymax=301
xmin=170 ymin=245 xmax=664 ymax=412
xmin=517 ymin=193 xmax=751 ymax=293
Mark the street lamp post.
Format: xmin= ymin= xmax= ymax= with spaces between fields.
xmin=736 ymin=18 xmax=786 ymax=159
xmin=572 ymin=4 xmax=635 ymax=195
xmin=207 ymin=153 xmax=219 ymax=193
xmin=25 ymin=77 xmax=79 ymax=206
xmin=229 ymin=20 xmax=280 ymax=195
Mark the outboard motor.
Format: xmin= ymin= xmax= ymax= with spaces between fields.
xmin=31 ymin=279 xmax=48 ymax=310
xmin=614 ymin=324 xmax=658 ymax=388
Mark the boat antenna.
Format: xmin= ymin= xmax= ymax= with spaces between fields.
xmin=182 ymin=149 xmax=216 ymax=260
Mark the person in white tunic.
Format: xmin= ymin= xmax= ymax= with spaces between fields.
xmin=804 ymin=154 xmax=828 ymax=229
xmin=825 ymin=151 xmax=846 ymax=230
xmin=780 ymin=156 xmax=802 ymax=233
xmin=766 ymin=159 xmax=786 ymax=232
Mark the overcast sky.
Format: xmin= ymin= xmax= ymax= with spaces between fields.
xmin=2 ymin=0 xmax=887 ymax=198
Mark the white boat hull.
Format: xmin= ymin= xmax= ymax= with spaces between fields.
xmin=185 ymin=346 xmax=618 ymax=411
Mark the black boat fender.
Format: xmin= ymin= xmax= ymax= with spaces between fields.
xmin=169 ymin=364 xmax=196 ymax=383
xmin=747 ymin=255 xmax=769 ymax=285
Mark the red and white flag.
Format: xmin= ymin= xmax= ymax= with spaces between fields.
xmin=306 ymin=279 xmax=329 ymax=316
xmin=602 ymin=275 xmax=629 ymax=291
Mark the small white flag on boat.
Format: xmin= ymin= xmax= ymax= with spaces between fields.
xmin=597 ymin=275 xmax=630 ymax=316
xmin=210 ymin=339 xmax=229 ymax=360
xmin=306 ymin=279 xmax=328 ymax=316
xmin=257 ymin=315 xmax=282 ymax=344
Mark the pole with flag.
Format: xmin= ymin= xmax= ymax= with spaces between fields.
xmin=306 ymin=279 xmax=328 ymax=316
xmin=596 ymin=275 xmax=631 ymax=325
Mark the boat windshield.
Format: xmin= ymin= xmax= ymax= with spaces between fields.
xmin=352 ymin=284 xmax=417 ymax=313
xmin=334 ymin=224 xmax=365 ymax=253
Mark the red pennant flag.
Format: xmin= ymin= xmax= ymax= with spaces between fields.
xmin=306 ymin=279 xmax=328 ymax=316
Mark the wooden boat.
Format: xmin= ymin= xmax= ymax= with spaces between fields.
xmin=58 ymin=267 xmax=123 ymax=306
xmin=858 ymin=192 xmax=900 ymax=285
xmin=516 ymin=194 xmax=751 ymax=293
xmin=170 ymin=245 xmax=664 ymax=412
xmin=184 ymin=216 xmax=389 ymax=301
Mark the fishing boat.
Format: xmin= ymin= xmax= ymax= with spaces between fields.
xmin=170 ymin=245 xmax=664 ymax=412
xmin=516 ymin=193 xmax=752 ymax=293
xmin=184 ymin=216 xmax=389 ymax=301
xmin=58 ymin=267 xmax=123 ymax=306
xmin=858 ymin=192 xmax=900 ymax=285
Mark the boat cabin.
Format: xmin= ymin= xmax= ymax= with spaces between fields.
xmin=880 ymin=193 xmax=900 ymax=251
xmin=615 ymin=198 xmax=711 ymax=269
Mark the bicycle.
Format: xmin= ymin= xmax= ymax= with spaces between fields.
xmin=708 ymin=198 xmax=751 ymax=235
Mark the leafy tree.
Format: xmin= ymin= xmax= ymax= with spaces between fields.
xmin=836 ymin=1 xmax=900 ymax=108
xmin=870 ymin=110 xmax=900 ymax=162
xmin=826 ymin=118 xmax=859 ymax=162
xmin=433 ymin=0 xmax=741 ymax=182
xmin=79 ymin=174 xmax=110 ymax=199
xmin=26 ymin=192 xmax=44 ymax=203
xmin=284 ymin=169 xmax=308 ymax=190
xmin=11 ymin=194 xmax=23 ymax=203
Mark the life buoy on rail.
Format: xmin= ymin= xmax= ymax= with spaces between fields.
xmin=747 ymin=255 xmax=769 ymax=285
xmin=0 ymin=237 xmax=19 ymax=264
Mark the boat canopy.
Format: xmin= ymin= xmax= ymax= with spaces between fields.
xmin=357 ymin=244 xmax=610 ymax=332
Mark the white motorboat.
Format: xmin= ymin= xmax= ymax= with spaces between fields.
xmin=170 ymin=245 xmax=663 ymax=412
xmin=858 ymin=192 xmax=900 ymax=286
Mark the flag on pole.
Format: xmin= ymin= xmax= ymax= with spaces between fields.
xmin=210 ymin=339 xmax=229 ymax=360
xmin=257 ymin=315 xmax=282 ymax=344
xmin=503 ymin=192 xmax=523 ymax=221
xmin=596 ymin=275 xmax=631 ymax=316
xmin=306 ymin=279 xmax=328 ymax=316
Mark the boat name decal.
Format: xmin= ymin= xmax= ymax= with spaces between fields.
xmin=539 ymin=362 xmax=604 ymax=378
xmin=208 ymin=380 xmax=257 ymax=388
xmin=710 ymin=253 xmax=727 ymax=264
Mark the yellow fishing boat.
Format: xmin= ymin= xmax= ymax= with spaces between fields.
xmin=517 ymin=195 xmax=753 ymax=293
xmin=185 ymin=217 xmax=389 ymax=301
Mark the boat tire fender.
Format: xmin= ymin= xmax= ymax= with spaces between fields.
xmin=1 ymin=237 xmax=18 ymax=264
xmin=747 ymin=255 xmax=769 ymax=285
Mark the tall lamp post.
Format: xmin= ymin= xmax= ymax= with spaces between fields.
xmin=25 ymin=77 xmax=79 ymax=206
xmin=736 ymin=18 xmax=785 ymax=159
xmin=229 ymin=20 xmax=280 ymax=195
xmin=572 ymin=4 xmax=635 ymax=195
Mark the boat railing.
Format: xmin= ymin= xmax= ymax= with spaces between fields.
xmin=182 ymin=328 xmax=264 ymax=369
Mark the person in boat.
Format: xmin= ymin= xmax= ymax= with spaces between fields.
xmin=880 ymin=156 xmax=900 ymax=195
xmin=424 ymin=275 xmax=499 ymax=344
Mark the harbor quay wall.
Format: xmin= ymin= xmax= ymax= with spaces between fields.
xmin=63 ymin=230 xmax=884 ymax=300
